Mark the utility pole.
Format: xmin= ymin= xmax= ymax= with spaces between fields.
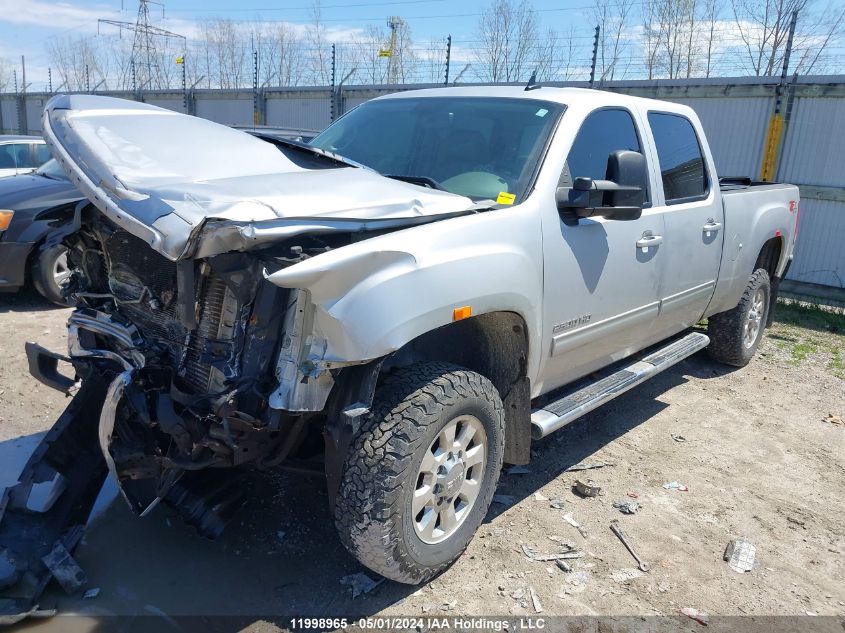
xmin=131 ymin=59 xmax=137 ymax=95
xmin=86 ymin=64 xmax=91 ymax=93
xmin=98 ymin=1 xmax=185 ymax=93
xmin=252 ymin=49 xmax=259 ymax=126
xmin=330 ymin=43 xmax=336 ymax=121
xmin=13 ymin=70 xmax=22 ymax=134
xmin=386 ymin=16 xmax=403 ymax=84
xmin=48 ymin=67 xmax=52 ymax=93
xmin=760 ymin=9 xmax=799 ymax=182
xmin=444 ymin=35 xmax=452 ymax=86
xmin=177 ymin=53 xmax=187 ymax=113
xmin=589 ymin=25 xmax=600 ymax=88
xmin=21 ymin=56 xmax=26 ymax=95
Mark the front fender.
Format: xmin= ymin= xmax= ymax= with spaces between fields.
xmin=266 ymin=206 xmax=544 ymax=376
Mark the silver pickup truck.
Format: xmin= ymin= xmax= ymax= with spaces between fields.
xmin=1 ymin=87 xmax=799 ymax=612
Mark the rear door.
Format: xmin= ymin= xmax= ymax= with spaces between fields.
xmin=540 ymin=107 xmax=666 ymax=391
xmin=645 ymin=111 xmax=723 ymax=336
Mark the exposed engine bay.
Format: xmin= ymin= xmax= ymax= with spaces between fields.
xmin=61 ymin=206 xmax=353 ymax=515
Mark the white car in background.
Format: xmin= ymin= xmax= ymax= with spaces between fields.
xmin=0 ymin=135 xmax=51 ymax=178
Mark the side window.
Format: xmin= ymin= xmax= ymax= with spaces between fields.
xmin=563 ymin=108 xmax=647 ymax=201
xmin=0 ymin=145 xmax=15 ymax=169
xmin=6 ymin=143 xmax=34 ymax=168
xmin=33 ymin=144 xmax=51 ymax=166
xmin=648 ymin=112 xmax=708 ymax=202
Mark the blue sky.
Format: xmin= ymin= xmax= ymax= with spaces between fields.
xmin=1 ymin=0 xmax=600 ymax=87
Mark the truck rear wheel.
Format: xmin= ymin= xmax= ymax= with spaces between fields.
xmin=333 ymin=362 xmax=504 ymax=584
xmin=707 ymin=268 xmax=771 ymax=367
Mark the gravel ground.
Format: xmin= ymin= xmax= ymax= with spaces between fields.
xmin=0 ymin=288 xmax=843 ymax=631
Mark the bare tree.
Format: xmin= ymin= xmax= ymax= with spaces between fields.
xmin=0 ymin=59 xmax=12 ymax=92
xmin=46 ymin=35 xmax=109 ymax=91
xmin=593 ymin=0 xmax=636 ymax=80
xmin=733 ymin=0 xmax=808 ymax=75
xmin=194 ymin=18 xmax=248 ymax=89
xmin=474 ymin=0 xmax=540 ymax=82
xmin=307 ymin=1 xmax=331 ymax=85
xmin=701 ymin=0 xmax=721 ymax=76
xmin=253 ymin=23 xmax=305 ymax=87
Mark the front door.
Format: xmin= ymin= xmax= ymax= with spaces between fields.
xmin=539 ymin=107 xmax=665 ymax=394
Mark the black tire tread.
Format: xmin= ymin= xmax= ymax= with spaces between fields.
xmin=707 ymin=268 xmax=770 ymax=367
xmin=32 ymin=244 xmax=68 ymax=306
xmin=333 ymin=361 xmax=504 ymax=584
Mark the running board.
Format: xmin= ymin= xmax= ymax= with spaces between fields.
xmin=531 ymin=332 xmax=710 ymax=440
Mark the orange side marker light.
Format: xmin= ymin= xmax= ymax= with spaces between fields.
xmin=453 ymin=306 xmax=472 ymax=321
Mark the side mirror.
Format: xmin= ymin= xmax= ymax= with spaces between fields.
xmin=556 ymin=150 xmax=647 ymax=224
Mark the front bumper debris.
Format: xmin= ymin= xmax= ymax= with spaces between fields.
xmin=0 ymin=376 xmax=110 ymax=618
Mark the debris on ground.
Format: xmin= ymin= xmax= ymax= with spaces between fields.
xmin=565 ymin=461 xmax=614 ymax=472
xmin=340 ymin=572 xmax=384 ymax=598
xmin=662 ymin=481 xmax=689 ymax=491
xmin=610 ymin=521 xmax=650 ymax=572
xmin=563 ymin=513 xmax=589 ymax=538
xmin=724 ymin=538 xmax=756 ymax=573
xmin=822 ymin=413 xmax=843 ymax=425
xmin=611 ymin=568 xmax=645 ymax=582
xmin=529 ymin=586 xmax=543 ymax=613
xmin=510 ymin=587 xmax=526 ymax=600
xmin=507 ymin=466 xmax=531 ymax=475
xmin=521 ymin=543 xmax=583 ymax=562
xmin=533 ymin=491 xmax=548 ymax=501
xmin=613 ymin=500 xmax=641 ymax=514
xmin=555 ymin=559 xmax=572 ymax=573
xmin=566 ymin=571 xmax=590 ymax=589
xmin=670 ymin=433 xmax=687 ymax=442
xmin=441 ymin=600 xmax=457 ymax=611
xmin=626 ymin=491 xmax=640 ymax=499
xmin=0 ymin=607 xmax=57 ymax=627
xmin=549 ymin=498 xmax=568 ymax=509
xmin=492 ymin=494 xmax=517 ymax=506
xmin=786 ymin=516 xmax=807 ymax=529
xmin=82 ymin=587 xmax=100 ymax=599
xmin=574 ymin=479 xmax=601 ymax=497
xmin=680 ymin=607 xmax=709 ymax=625
xmin=40 ymin=541 xmax=87 ymax=595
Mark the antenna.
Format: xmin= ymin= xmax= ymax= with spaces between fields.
xmin=98 ymin=0 xmax=185 ymax=91
xmin=524 ymin=69 xmax=541 ymax=91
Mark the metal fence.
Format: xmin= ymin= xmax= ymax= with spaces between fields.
xmin=1 ymin=76 xmax=843 ymax=293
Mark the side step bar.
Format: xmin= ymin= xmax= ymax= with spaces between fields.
xmin=531 ymin=332 xmax=710 ymax=440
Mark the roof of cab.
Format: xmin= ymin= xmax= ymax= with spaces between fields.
xmin=373 ymin=85 xmax=693 ymax=115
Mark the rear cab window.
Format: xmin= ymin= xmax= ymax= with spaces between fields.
xmin=647 ymin=112 xmax=709 ymax=204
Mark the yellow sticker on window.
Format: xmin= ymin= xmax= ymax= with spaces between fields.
xmin=497 ymin=192 xmax=516 ymax=205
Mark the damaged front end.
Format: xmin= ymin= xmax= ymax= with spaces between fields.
xmin=1 ymin=208 xmax=347 ymax=616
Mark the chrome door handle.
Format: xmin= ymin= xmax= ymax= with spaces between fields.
xmin=703 ymin=220 xmax=722 ymax=232
xmin=636 ymin=234 xmax=664 ymax=248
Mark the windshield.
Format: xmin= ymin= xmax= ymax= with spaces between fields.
xmin=310 ymin=97 xmax=563 ymax=203
xmin=35 ymin=158 xmax=67 ymax=180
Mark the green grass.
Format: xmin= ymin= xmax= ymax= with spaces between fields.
xmin=769 ymin=300 xmax=844 ymax=374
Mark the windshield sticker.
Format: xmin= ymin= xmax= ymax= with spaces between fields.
xmin=497 ymin=192 xmax=516 ymax=205
xmin=535 ymin=108 xmax=549 ymax=117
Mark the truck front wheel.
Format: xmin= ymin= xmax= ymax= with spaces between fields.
xmin=707 ymin=268 xmax=771 ymax=367
xmin=333 ymin=362 xmax=505 ymax=584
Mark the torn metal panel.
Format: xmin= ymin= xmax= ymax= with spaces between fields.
xmin=42 ymin=95 xmax=473 ymax=261
xmin=269 ymin=289 xmax=335 ymax=412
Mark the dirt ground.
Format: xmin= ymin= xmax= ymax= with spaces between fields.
xmin=1 ymin=287 xmax=843 ymax=632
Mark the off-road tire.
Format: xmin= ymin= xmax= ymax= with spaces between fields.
xmin=32 ymin=244 xmax=70 ymax=306
xmin=707 ymin=268 xmax=771 ymax=367
xmin=333 ymin=362 xmax=505 ymax=584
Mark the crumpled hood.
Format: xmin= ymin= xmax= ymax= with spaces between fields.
xmin=42 ymin=94 xmax=473 ymax=260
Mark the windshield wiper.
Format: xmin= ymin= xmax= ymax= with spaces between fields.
xmin=256 ymin=135 xmax=364 ymax=169
xmin=384 ymin=174 xmax=447 ymax=191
